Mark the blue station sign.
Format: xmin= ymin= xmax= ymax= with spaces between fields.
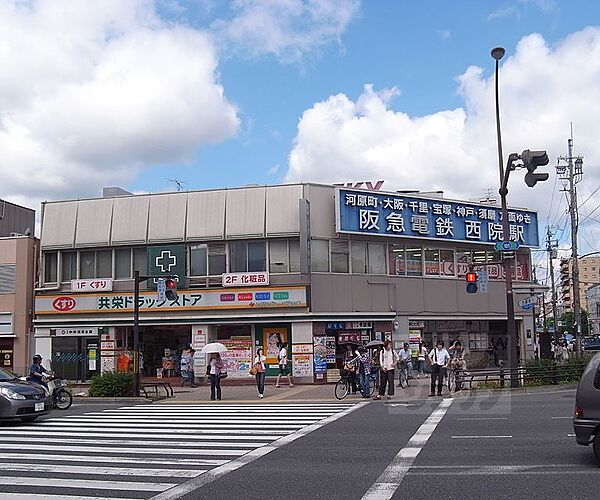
xmin=336 ymin=188 xmax=539 ymax=247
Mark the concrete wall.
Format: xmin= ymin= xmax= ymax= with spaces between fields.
xmin=0 ymin=200 xmax=35 ymax=238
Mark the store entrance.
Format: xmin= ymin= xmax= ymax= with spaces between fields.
xmin=215 ymin=325 xmax=252 ymax=379
xmin=141 ymin=326 xmax=191 ymax=378
xmin=51 ymin=336 xmax=99 ymax=382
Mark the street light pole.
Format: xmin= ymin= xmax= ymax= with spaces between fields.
xmin=492 ymin=47 xmax=520 ymax=387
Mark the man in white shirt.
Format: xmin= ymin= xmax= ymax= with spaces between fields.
xmin=373 ymin=340 xmax=398 ymax=400
xmin=397 ymin=342 xmax=413 ymax=386
xmin=428 ymin=340 xmax=450 ymax=397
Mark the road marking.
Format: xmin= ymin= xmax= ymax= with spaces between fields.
xmin=0 ymin=453 xmax=226 ymax=467
xmin=0 ymin=477 xmax=176 ymax=492
xmin=0 ymin=463 xmax=205 ymax=477
xmin=457 ymin=417 xmax=508 ymax=421
xmin=551 ymin=416 xmax=572 ymax=419
xmin=0 ymin=436 xmax=269 ymax=448
xmin=18 ymin=426 xmax=289 ymax=435
xmin=567 ymin=433 xmax=576 ymax=437
xmin=150 ymin=401 xmax=369 ymax=500
xmin=0 ymin=494 xmax=130 ymax=500
xmin=407 ymin=464 xmax=600 ymax=475
xmin=5 ymin=443 xmax=248 ymax=456
xmin=361 ymin=398 xmax=453 ymax=500
xmin=0 ymin=430 xmax=283 ymax=441
xmin=451 ymin=435 xmax=513 ymax=439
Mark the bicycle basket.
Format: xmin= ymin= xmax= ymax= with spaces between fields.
xmin=340 ymin=368 xmax=350 ymax=379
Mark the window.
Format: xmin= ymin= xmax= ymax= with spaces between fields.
xmin=208 ymin=243 xmax=226 ymax=275
xmin=331 ymin=240 xmax=349 ymax=273
xmin=44 ymin=252 xmax=58 ymax=283
xmin=368 ymin=242 xmax=386 ymax=274
xmin=229 ymin=241 xmax=266 ymax=272
xmin=190 ymin=245 xmax=208 ymax=276
xmin=96 ymin=250 xmax=112 ymax=278
xmin=80 ymin=251 xmax=95 ymax=279
xmin=248 ymin=242 xmax=266 ymax=272
xmin=115 ymin=249 xmax=131 ymax=279
xmin=311 ymin=240 xmax=329 ymax=272
xmin=405 ymin=248 xmax=422 ymax=276
xmin=61 ymin=252 xmax=77 ymax=281
xmin=289 ymin=240 xmax=300 ymax=273
xmin=424 ymin=248 xmax=440 ymax=276
xmin=351 ymin=241 xmax=367 ymax=274
xmin=133 ymin=248 xmax=147 ymax=275
xmin=0 ymin=313 xmax=12 ymax=334
xmin=456 ymin=250 xmax=471 ymax=277
xmin=389 ymin=244 xmax=405 ymax=276
xmin=469 ymin=332 xmax=488 ymax=350
xmin=440 ymin=249 xmax=455 ymax=277
xmin=269 ymin=241 xmax=288 ymax=273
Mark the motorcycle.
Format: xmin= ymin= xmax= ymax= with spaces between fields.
xmin=20 ymin=374 xmax=73 ymax=410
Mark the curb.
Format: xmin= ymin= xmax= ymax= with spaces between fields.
xmin=453 ymin=383 xmax=578 ymax=398
xmin=73 ymin=397 xmax=153 ymax=404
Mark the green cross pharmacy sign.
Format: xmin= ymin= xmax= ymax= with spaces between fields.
xmin=147 ymin=245 xmax=185 ymax=289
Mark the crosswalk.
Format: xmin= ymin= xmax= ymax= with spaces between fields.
xmin=0 ymin=403 xmax=356 ymax=499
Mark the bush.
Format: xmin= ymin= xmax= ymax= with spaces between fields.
xmin=89 ymin=371 xmax=135 ymax=397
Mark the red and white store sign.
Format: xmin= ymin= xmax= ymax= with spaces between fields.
xmin=222 ymin=272 xmax=269 ymax=287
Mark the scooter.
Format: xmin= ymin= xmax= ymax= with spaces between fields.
xmin=20 ymin=374 xmax=73 ymax=410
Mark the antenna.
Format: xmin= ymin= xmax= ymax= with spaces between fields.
xmin=167 ymin=179 xmax=187 ymax=192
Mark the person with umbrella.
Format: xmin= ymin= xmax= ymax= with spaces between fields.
xmin=200 ymin=343 xmax=227 ymax=401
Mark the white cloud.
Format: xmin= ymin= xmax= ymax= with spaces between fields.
xmin=286 ymin=27 xmax=600 ymax=230
xmin=0 ymin=0 xmax=239 ymax=207
xmin=267 ymin=164 xmax=281 ymax=175
xmin=212 ymin=0 xmax=360 ymax=63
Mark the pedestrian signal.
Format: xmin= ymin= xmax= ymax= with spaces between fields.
xmin=466 ymin=272 xmax=478 ymax=294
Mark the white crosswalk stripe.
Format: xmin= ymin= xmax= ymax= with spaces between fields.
xmin=0 ymin=403 xmax=355 ymax=499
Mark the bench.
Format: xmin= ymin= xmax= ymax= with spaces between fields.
xmin=140 ymin=382 xmax=174 ymax=399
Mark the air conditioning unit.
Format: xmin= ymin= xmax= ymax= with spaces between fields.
xmin=9 ymin=232 xmax=23 ymax=237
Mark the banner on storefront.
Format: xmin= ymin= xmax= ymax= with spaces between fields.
xmin=35 ymin=286 xmax=307 ymax=314
xmin=293 ymin=354 xmax=313 ymax=377
xmin=336 ymin=188 xmax=539 ymax=246
xmin=264 ymin=327 xmax=289 ymax=365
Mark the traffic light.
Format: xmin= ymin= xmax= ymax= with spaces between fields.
xmin=466 ymin=272 xmax=478 ymax=294
xmin=521 ymin=149 xmax=549 ymax=187
xmin=165 ymin=278 xmax=178 ymax=300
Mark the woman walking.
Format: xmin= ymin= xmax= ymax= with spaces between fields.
xmin=208 ymin=353 xmax=224 ymax=401
xmin=373 ymin=340 xmax=398 ymax=400
xmin=253 ymin=347 xmax=267 ymax=398
xmin=417 ymin=342 xmax=428 ymax=379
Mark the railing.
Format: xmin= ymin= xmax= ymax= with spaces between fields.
xmin=457 ymin=360 xmax=590 ymax=390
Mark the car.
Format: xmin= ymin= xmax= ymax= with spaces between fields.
xmin=0 ymin=367 xmax=53 ymax=422
xmin=573 ymin=351 xmax=600 ymax=462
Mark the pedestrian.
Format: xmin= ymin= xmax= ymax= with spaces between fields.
xmin=554 ymin=341 xmax=564 ymax=363
xmin=180 ymin=347 xmax=195 ymax=387
xmin=343 ymin=344 xmax=359 ymax=394
xmin=429 ymin=340 xmax=450 ymax=397
xmin=275 ymin=342 xmax=294 ymax=388
xmin=356 ymin=346 xmax=372 ymax=397
xmin=416 ymin=342 xmax=428 ymax=379
xmin=562 ymin=340 xmax=570 ymax=361
xmin=208 ymin=353 xmax=224 ymax=401
xmin=397 ymin=342 xmax=413 ymax=386
xmin=253 ymin=347 xmax=267 ymax=398
xmin=373 ymin=340 xmax=398 ymax=400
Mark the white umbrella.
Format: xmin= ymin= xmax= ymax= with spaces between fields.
xmin=199 ymin=342 xmax=228 ymax=354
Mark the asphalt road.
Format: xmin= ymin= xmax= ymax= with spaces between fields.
xmin=181 ymin=389 xmax=598 ymax=500
xmin=0 ymin=390 xmax=596 ymax=500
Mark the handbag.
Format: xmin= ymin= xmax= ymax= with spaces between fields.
xmin=219 ymin=371 xmax=228 ymax=379
xmin=249 ymin=364 xmax=257 ymax=376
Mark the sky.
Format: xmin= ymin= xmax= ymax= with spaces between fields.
xmin=1 ymin=0 xmax=599 ymax=277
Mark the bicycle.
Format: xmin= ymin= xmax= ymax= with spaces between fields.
xmin=397 ymin=361 xmax=410 ymax=389
xmin=447 ymin=358 xmax=464 ymax=392
xmin=334 ymin=369 xmax=375 ymax=400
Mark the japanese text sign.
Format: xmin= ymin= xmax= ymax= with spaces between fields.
xmin=222 ymin=272 xmax=269 ymax=287
xmin=336 ymin=188 xmax=539 ymax=247
xmin=71 ymin=279 xmax=113 ymax=293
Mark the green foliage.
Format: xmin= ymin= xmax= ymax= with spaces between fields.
xmin=88 ymin=371 xmax=135 ymax=397
xmin=524 ymin=355 xmax=592 ymax=384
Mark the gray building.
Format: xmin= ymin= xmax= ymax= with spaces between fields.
xmin=33 ymin=183 xmax=538 ymax=382
xmin=0 ymin=199 xmax=35 ymax=237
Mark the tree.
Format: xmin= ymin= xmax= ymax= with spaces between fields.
xmin=558 ymin=310 xmax=589 ymax=337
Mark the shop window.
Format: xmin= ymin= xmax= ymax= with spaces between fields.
xmin=311 ymin=239 xmax=330 ymax=272
xmin=133 ymin=247 xmax=147 ymax=275
xmin=368 ymin=242 xmax=387 ymax=274
xmin=96 ymin=250 xmax=112 ymax=278
xmin=0 ymin=313 xmax=12 ymax=334
xmin=61 ymin=251 xmax=77 ymax=281
xmin=44 ymin=252 xmax=58 ymax=283
xmin=269 ymin=240 xmax=288 ymax=273
xmin=424 ymin=248 xmax=440 ymax=276
xmin=248 ymin=242 xmax=266 ymax=272
xmin=389 ymin=243 xmax=405 ymax=276
xmin=331 ymin=240 xmax=349 ymax=273
xmin=406 ymin=247 xmax=423 ymax=276
xmin=190 ymin=244 xmax=208 ymax=276
xmin=115 ymin=248 xmax=132 ymax=279
xmin=351 ymin=241 xmax=367 ymax=274
xmin=440 ymin=249 xmax=455 ymax=277
xmin=469 ymin=332 xmax=488 ymax=350
xmin=208 ymin=243 xmax=226 ymax=275
xmin=289 ymin=239 xmax=300 ymax=273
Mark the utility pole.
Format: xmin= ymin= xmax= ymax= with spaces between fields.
xmin=557 ymin=129 xmax=584 ymax=354
xmin=546 ymin=226 xmax=559 ymax=342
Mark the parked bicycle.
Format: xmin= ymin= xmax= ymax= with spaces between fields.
xmin=335 ymin=368 xmax=375 ymax=400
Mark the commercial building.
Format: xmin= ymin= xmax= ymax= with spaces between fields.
xmin=560 ymin=256 xmax=600 ymax=312
xmin=586 ymin=284 xmax=600 ymax=336
xmin=0 ymin=199 xmax=37 ymax=374
xmin=33 ymin=183 xmax=539 ymax=382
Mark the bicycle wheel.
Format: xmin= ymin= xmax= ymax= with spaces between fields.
xmin=398 ymin=370 xmax=407 ymax=389
xmin=368 ymin=376 xmax=376 ymax=396
xmin=54 ymin=388 xmax=73 ymax=410
xmin=334 ymin=379 xmax=349 ymax=400
xmin=447 ymin=370 xmax=456 ymax=392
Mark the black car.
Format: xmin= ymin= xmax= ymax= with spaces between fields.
xmin=0 ymin=367 xmax=52 ymax=422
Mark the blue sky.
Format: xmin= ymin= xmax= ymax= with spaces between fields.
xmin=130 ymin=0 xmax=599 ymax=193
